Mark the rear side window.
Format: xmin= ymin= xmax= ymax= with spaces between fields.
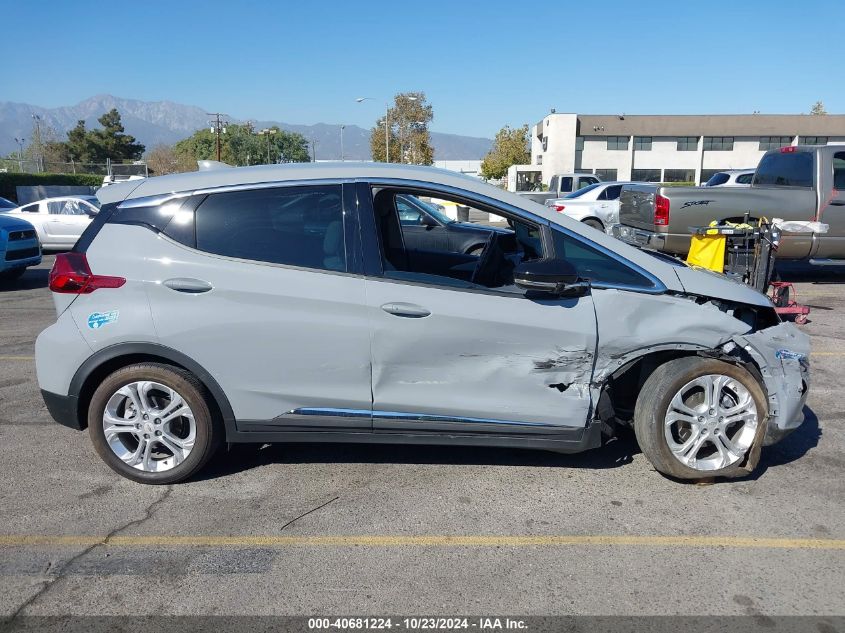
xmin=735 ymin=173 xmax=754 ymax=184
xmin=753 ymin=152 xmax=814 ymax=187
xmin=552 ymin=229 xmax=654 ymax=288
xmin=195 ymin=185 xmax=346 ymax=271
xmin=833 ymin=152 xmax=845 ymax=190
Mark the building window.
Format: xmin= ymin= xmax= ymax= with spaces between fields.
xmin=631 ymin=169 xmax=662 ymax=182
xmin=606 ymin=136 xmax=629 ymax=151
xmin=542 ymin=136 xmax=548 ymax=151
xmin=759 ymin=136 xmax=792 ymax=151
xmin=704 ymin=137 xmax=734 ymax=151
xmin=537 ymin=155 xmax=543 ymax=165
xmin=634 ymin=136 xmax=652 ymax=151
xmin=575 ymin=136 xmax=584 ymax=151
xmin=801 ymin=136 xmax=828 ymax=145
xmin=664 ymin=169 xmax=696 ymax=183
xmin=594 ymin=169 xmax=617 ymax=181
xmin=676 ymin=137 xmax=698 ymax=151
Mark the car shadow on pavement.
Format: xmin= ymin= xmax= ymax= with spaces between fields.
xmin=752 ymin=405 xmax=821 ymax=474
xmin=0 ymin=268 xmax=48 ymax=292
xmin=194 ymin=429 xmax=642 ymax=482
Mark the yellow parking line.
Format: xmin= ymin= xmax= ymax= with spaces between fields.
xmin=0 ymin=355 xmax=34 ymax=361
xmin=0 ymin=535 xmax=843 ymax=549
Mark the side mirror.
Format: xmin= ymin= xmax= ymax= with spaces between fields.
xmin=513 ymin=258 xmax=588 ymax=296
xmin=420 ymin=214 xmax=438 ymax=228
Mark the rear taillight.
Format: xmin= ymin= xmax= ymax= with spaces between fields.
xmin=49 ymin=252 xmax=125 ymax=294
xmin=780 ymin=146 xmax=797 ymax=153
xmin=654 ymin=194 xmax=670 ymax=226
xmin=553 ymin=204 xmax=565 ymax=212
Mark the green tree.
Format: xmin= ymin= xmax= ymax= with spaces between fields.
xmin=174 ymin=124 xmax=310 ymax=166
xmin=65 ymin=120 xmax=98 ymax=162
xmin=480 ymin=125 xmax=530 ymax=180
xmin=370 ymin=92 xmax=434 ymax=164
xmin=92 ymin=109 xmax=145 ymax=160
xmin=810 ymin=101 xmax=827 ymax=115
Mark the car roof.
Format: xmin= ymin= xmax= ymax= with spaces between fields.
xmin=98 ymin=162 xmax=526 ymax=206
xmin=717 ymin=169 xmax=756 ymax=175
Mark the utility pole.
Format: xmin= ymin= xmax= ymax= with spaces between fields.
xmin=207 ymin=113 xmax=229 ymax=162
xmin=311 ymin=138 xmax=318 ymax=162
xmin=31 ymin=114 xmax=43 ymax=172
xmin=340 ymin=125 xmax=345 ymax=161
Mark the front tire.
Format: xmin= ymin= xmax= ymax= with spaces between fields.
xmin=88 ymin=363 xmax=221 ymax=484
xmin=634 ymin=357 xmax=768 ymax=480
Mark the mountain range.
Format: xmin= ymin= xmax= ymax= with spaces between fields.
xmin=0 ymin=95 xmax=492 ymax=161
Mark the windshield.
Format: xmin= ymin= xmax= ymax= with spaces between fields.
xmin=405 ymin=196 xmax=455 ymax=224
xmin=705 ymin=173 xmax=730 ymax=186
xmin=563 ymin=183 xmax=602 ymax=199
xmin=0 ymin=197 xmax=16 ymax=210
xmin=81 ymin=196 xmax=102 ymax=209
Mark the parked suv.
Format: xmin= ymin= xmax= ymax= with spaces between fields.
xmin=36 ymin=163 xmax=809 ymax=484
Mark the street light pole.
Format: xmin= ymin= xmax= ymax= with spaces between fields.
xmin=258 ymin=129 xmax=277 ymax=163
xmin=14 ymin=137 xmax=25 ymax=172
xmin=356 ymin=95 xmax=417 ymax=163
xmin=340 ymin=125 xmax=345 ymax=161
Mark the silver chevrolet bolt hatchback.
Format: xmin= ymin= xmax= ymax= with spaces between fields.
xmin=35 ymin=163 xmax=810 ymax=484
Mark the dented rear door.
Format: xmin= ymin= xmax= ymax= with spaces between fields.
xmin=365 ymin=279 xmax=598 ymax=433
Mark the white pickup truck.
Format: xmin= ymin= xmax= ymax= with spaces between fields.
xmin=513 ymin=172 xmax=601 ymax=205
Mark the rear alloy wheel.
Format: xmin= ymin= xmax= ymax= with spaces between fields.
xmin=634 ymin=357 xmax=767 ymax=479
xmin=88 ymin=363 xmax=221 ymax=484
xmin=582 ymin=218 xmax=604 ymax=231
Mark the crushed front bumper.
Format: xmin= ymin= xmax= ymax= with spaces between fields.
xmin=731 ymin=322 xmax=810 ymax=446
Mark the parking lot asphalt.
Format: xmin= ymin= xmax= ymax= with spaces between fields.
xmin=0 ymin=255 xmax=843 ymax=617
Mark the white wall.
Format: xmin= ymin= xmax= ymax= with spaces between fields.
xmin=532 ymin=113 xmax=578 ymax=183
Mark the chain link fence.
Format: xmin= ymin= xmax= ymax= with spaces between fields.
xmin=0 ymin=158 xmax=147 ymax=177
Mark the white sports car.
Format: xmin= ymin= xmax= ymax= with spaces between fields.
xmin=3 ymin=196 xmax=99 ymax=250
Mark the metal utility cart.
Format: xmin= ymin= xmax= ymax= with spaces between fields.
xmin=687 ymin=217 xmax=810 ymax=324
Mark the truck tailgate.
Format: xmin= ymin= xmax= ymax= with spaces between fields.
xmin=618 ymin=184 xmax=659 ymax=230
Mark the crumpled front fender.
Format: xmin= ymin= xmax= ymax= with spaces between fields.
xmin=730 ymin=322 xmax=810 ymax=445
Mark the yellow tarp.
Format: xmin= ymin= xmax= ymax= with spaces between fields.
xmin=686 ymin=234 xmax=726 ymax=272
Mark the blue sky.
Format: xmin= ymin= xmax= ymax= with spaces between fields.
xmin=1 ymin=0 xmax=842 ymax=138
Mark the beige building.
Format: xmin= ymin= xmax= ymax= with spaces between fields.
xmin=531 ymin=112 xmax=845 ymax=184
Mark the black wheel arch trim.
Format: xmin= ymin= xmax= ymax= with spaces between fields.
xmin=68 ymin=342 xmax=237 ymax=436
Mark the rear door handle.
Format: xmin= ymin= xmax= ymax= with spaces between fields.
xmin=830 ymin=200 xmax=845 ymax=206
xmin=163 ymin=278 xmax=213 ymax=294
xmin=381 ymin=302 xmax=431 ymax=318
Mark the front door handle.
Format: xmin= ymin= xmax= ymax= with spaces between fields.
xmin=163 ymin=278 xmax=213 ymax=294
xmin=381 ymin=302 xmax=431 ymax=318
xmin=830 ymin=200 xmax=845 ymax=206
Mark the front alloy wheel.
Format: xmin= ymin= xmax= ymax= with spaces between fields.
xmin=634 ymin=357 xmax=768 ymax=480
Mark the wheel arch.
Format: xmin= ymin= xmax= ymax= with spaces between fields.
xmin=580 ymin=216 xmax=605 ymax=229
xmin=594 ymin=346 xmax=768 ymax=432
xmin=70 ymin=343 xmax=236 ymax=437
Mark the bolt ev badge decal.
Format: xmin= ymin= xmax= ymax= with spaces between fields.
xmin=88 ymin=310 xmax=119 ymax=330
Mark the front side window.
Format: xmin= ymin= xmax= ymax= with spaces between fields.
xmin=599 ymin=185 xmax=623 ymax=200
xmin=833 ymin=152 xmax=845 ymax=190
xmin=370 ymin=187 xmax=544 ymax=293
xmin=195 ymin=185 xmax=346 ymax=271
xmin=48 ymin=200 xmax=84 ymax=215
xmin=706 ymin=173 xmax=730 ymax=186
xmin=704 ymin=137 xmax=734 ymax=151
xmin=607 ymin=136 xmax=629 ymax=151
xmin=552 ymin=229 xmax=654 ymax=288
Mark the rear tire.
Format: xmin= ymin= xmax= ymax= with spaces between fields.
xmin=582 ymin=218 xmax=604 ymax=231
xmin=88 ymin=363 xmax=222 ymax=484
xmin=634 ymin=357 xmax=768 ymax=480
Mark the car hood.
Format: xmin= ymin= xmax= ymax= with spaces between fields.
xmin=673 ymin=264 xmax=772 ymax=307
xmin=0 ymin=214 xmax=36 ymax=232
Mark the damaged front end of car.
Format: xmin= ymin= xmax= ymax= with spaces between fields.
xmin=590 ymin=280 xmax=810 ymax=473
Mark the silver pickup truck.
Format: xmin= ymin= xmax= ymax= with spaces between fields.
xmin=615 ymin=145 xmax=845 ymax=261
xmin=517 ymin=173 xmax=601 ymax=205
